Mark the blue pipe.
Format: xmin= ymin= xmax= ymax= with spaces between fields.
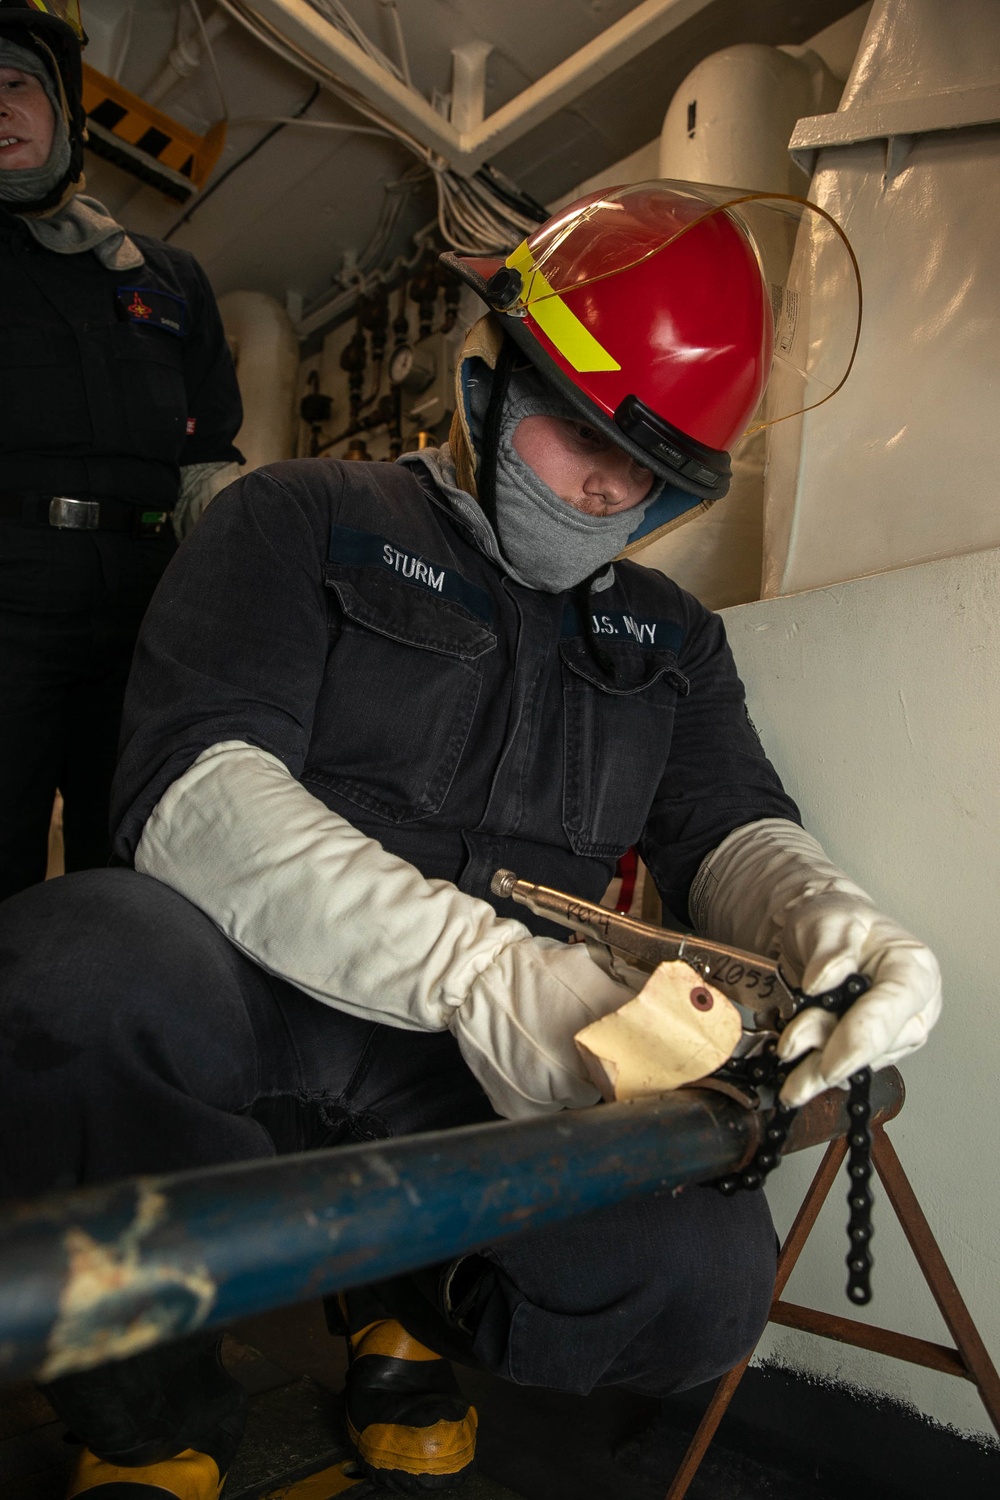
xmin=0 ymin=1071 xmax=903 ymax=1384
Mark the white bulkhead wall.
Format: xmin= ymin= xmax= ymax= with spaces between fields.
xmin=723 ymin=547 xmax=1000 ymax=1442
xmin=728 ymin=0 xmax=1000 ymax=1442
xmin=764 ymin=0 xmax=1000 ymax=596
xmin=634 ymin=28 xmax=854 ymax=608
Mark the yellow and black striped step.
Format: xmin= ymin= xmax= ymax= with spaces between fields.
xmin=81 ymin=63 xmax=225 ymax=202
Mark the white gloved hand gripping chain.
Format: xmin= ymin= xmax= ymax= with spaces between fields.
xmin=689 ymin=819 xmax=942 ymax=1109
xmin=494 ymin=841 xmax=941 ymax=1307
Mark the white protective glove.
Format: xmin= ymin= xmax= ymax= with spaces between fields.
xmin=136 ymin=741 xmax=640 ymax=1119
xmin=688 ymin=818 xmax=941 ymax=1107
xmin=172 ymin=460 xmax=242 ymax=541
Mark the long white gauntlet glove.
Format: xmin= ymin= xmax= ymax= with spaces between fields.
xmin=689 ymin=818 xmax=941 ymax=1107
xmin=136 ymin=741 xmax=640 ymax=1119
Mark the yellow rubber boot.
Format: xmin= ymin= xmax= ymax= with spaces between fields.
xmin=339 ymin=1290 xmax=477 ymax=1494
xmin=67 ymin=1444 xmax=225 ymax=1497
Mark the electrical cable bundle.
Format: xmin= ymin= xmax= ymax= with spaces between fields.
xmin=357 ymin=162 xmax=427 ymax=273
xmin=215 ymin=0 xmax=548 ymax=254
xmin=307 ymin=0 xmax=408 ymax=84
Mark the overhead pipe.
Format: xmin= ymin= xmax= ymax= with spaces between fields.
xmin=641 ymin=42 xmax=841 ymax=611
xmin=232 ymin=0 xmax=718 ymax=174
xmin=218 ymin=291 xmax=299 ymax=470
xmin=0 ymin=1071 xmax=903 ymax=1386
xmin=145 ymin=6 xmax=229 ymax=107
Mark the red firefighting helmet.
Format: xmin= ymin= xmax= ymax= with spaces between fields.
xmin=0 ymin=1 xmax=85 ymax=46
xmin=443 ymin=181 xmax=861 ymax=501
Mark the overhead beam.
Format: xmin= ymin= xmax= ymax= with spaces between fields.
xmin=241 ymin=0 xmax=718 ymax=174
xmin=450 ymin=40 xmax=492 ymax=137
xmin=459 ymin=0 xmax=716 ymax=165
xmin=244 ymin=0 xmax=460 ymax=159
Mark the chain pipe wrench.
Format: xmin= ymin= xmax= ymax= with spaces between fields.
xmin=491 ymin=869 xmax=875 ymax=1304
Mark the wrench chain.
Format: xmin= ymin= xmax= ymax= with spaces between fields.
xmin=714 ymin=974 xmax=874 ymax=1305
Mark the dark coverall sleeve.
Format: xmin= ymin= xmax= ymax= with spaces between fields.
xmin=111 ymin=466 xmax=328 ymax=862
xmin=175 ymin=249 xmax=244 ymax=467
xmin=638 ymin=597 xmax=801 ymax=927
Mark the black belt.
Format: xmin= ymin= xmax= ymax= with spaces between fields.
xmin=0 ymin=493 xmax=172 ymax=536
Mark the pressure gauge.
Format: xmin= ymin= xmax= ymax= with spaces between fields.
xmin=390 ymin=342 xmax=436 ymax=393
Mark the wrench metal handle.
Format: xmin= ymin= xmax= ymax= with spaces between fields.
xmin=491 ymin=869 xmax=798 ymax=1018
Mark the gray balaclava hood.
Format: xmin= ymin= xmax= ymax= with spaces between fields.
xmin=0 ymin=37 xmax=143 ymax=269
xmin=0 ymin=37 xmax=70 ymax=204
xmin=487 ymin=362 xmax=663 ymax=592
xmin=404 ymin=357 xmax=661 ymax=593
xmin=401 ymin=315 xmax=710 ymax=593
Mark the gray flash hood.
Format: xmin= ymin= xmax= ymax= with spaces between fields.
xmin=444 ymin=316 xmax=712 ymax=562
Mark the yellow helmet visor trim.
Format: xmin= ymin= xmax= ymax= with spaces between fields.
xmin=505 ymin=240 xmax=621 ymax=374
xmin=25 ymin=2 xmax=85 ymax=40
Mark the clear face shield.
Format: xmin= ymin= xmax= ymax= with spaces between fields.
xmin=511 ymin=180 xmax=863 ymax=443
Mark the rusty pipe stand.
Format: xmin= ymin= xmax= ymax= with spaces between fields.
xmin=663 ymin=1121 xmax=1000 ymax=1500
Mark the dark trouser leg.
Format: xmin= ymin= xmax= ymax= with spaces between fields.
xmin=0 ymin=631 xmax=62 ymax=898
xmin=49 ymin=1337 xmax=248 ymax=1472
xmin=315 ymin=1030 xmax=490 ymax=1494
xmin=0 ymin=526 xmax=72 ymax=899
xmin=0 ymin=866 xmax=773 ymax=1450
xmin=60 ymin=530 xmax=176 ymax=875
xmin=0 ymin=861 xmax=497 ymax=1196
xmin=0 ymin=525 xmax=175 ymax=898
xmin=344 ymin=1060 xmax=776 ymax=1404
xmin=471 ymin=1185 xmax=777 ymax=1397
xmin=0 ymin=868 xmax=494 ymax=1467
xmin=0 ymin=867 xmax=281 ymax=1466
xmin=375 ymin=1187 xmax=776 ymax=1402
xmin=58 ymin=651 xmax=129 ymax=876
xmin=350 ymin=1163 xmax=773 ymax=1491
xmin=0 ymin=870 xmax=278 ymax=1195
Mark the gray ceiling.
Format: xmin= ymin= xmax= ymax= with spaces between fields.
xmin=82 ymin=0 xmax=863 ymax=310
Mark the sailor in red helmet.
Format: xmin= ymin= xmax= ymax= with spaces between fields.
xmin=0 ymin=184 xmax=939 ymax=1499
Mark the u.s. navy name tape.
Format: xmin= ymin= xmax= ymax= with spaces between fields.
xmin=329 ymin=525 xmax=494 ymax=622
xmin=562 ymin=601 xmax=685 ymax=651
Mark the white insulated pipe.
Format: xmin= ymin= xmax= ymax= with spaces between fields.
xmin=218 ymin=292 xmax=299 ymax=473
xmin=659 ymin=43 xmax=841 ymax=192
xmin=637 ymin=44 xmax=842 ymax=610
xmin=146 ymin=8 xmax=230 ymax=107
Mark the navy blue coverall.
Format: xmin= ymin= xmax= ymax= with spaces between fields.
xmin=0 ymin=455 xmax=796 ymax=1463
xmin=0 ymin=207 xmax=242 ymax=897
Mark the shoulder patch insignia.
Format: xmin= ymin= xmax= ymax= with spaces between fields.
xmin=117 ymin=285 xmax=188 ymax=336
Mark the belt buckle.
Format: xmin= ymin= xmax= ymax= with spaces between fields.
xmin=48 ymin=497 xmax=99 ymax=530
